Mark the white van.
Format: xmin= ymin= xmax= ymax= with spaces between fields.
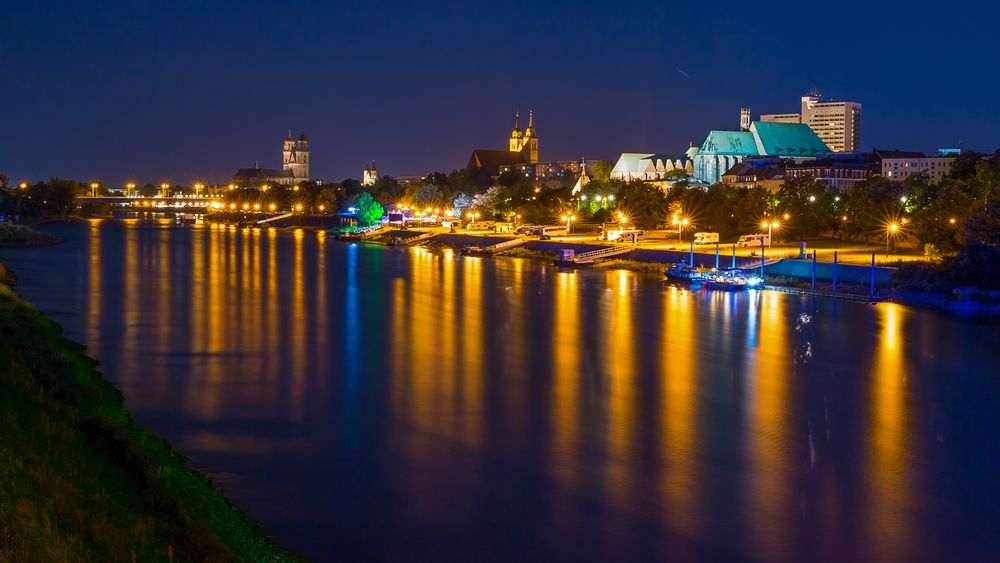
xmin=466 ymin=220 xmax=496 ymax=230
xmin=693 ymin=232 xmax=719 ymax=244
xmin=736 ymin=233 xmax=770 ymax=247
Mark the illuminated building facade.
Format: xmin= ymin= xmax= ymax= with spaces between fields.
xmin=467 ymin=111 xmax=540 ymax=175
xmin=760 ymin=91 xmax=862 ymax=153
xmin=232 ymin=130 xmax=310 ymax=187
xmin=362 ymin=161 xmax=378 ymax=186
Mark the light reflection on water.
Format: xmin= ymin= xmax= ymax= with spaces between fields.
xmin=3 ymin=218 xmax=1000 ymax=562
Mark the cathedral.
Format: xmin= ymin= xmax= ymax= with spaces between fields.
xmin=466 ymin=111 xmax=540 ymax=175
xmin=232 ymin=131 xmax=311 ymax=187
xmin=507 ymin=110 xmax=539 ymax=163
xmin=362 ymin=161 xmax=378 ymax=186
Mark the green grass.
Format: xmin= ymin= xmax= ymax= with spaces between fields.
xmin=0 ymin=284 xmax=298 ymax=562
xmin=591 ymin=259 xmax=665 ymax=273
xmin=498 ymin=248 xmax=558 ymax=259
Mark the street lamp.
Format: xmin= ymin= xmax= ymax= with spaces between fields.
xmin=886 ymin=223 xmax=899 ymax=256
xmin=194 ymin=183 xmax=204 ymax=197
xmin=269 ymin=203 xmax=277 ymax=212
xmin=672 ymin=214 xmax=689 ymax=240
xmin=295 ymin=204 xmax=303 ymax=212
xmin=160 ymin=183 xmax=170 ymax=198
xmin=90 ymin=182 xmax=99 ymax=197
xmin=561 ymin=214 xmax=576 ymax=233
xmin=760 ymin=220 xmax=780 ymax=247
xmin=319 ymin=204 xmax=326 ymax=212
xmin=949 ymin=217 xmax=956 ymax=225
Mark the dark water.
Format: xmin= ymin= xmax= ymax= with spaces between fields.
xmin=3 ymin=218 xmax=1000 ymax=562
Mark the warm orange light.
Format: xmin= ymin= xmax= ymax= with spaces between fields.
xmin=783 ymin=213 xmax=790 ymax=220
xmin=295 ymin=204 xmax=303 ymax=211
xmin=889 ymin=223 xmax=899 ymax=232
xmin=269 ymin=204 xmax=276 ymax=211
xmin=949 ymin=217 xmax=956 ymax=224
xmin=318 ymin=204 xmax=326 ymax=212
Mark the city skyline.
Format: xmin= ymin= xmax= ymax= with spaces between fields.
xmin=2 ymin=0 xmax=998 ymax=184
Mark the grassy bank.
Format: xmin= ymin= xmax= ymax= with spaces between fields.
xmin=0 ymin=283 xmax=296 ymax=562
xmin=0 ymin=224 xmax=58 ymax=247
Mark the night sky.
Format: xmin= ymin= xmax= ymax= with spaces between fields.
xmin=3 ymin=0 xmax=997 ymax=185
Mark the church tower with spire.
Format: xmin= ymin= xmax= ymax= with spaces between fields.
xmin=507 ymin=110 xmax=539 ymax=163
xmin=282 ymin=130 xmax=310 ymax=181
xmin=522 ymin=110 xmax=539 ymax=163
xmin=509 ymin=112 xmax=524 ymax=153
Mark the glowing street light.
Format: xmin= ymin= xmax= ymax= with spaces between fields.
xmin=269 ymin=203 xmax=277 ymax=212
xmin=295 ymin=204 xmax=303 ymax=212
xmin=561 ymin=213 xmax=576 ymax=233
xmin=760 ymin=220 xmax=780 ymax=247
xmin=886 ymin=223 xmax=899 ymax=256
xmin=90 ymin=182 xmax=99 ymax=197
xmin=672 ymin=213 xmax=689 ymax=240
xmin=949 ymin=217 xmax=956 ymax=225
xmin=318 ymin=204 xmax=326 ymax=212
xmin=194 ymin=183 xmax=204 ymax=196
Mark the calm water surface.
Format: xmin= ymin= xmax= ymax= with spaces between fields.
xmin=3 ymin=218 xmax=1000 ymax=561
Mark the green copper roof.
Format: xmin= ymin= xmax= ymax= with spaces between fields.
xmin=698 ymin=131 xmax=758 ymax=156
xmin=751 ymin=122 xmax=831 ymax=156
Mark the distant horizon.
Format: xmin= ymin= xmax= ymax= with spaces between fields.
xmin=3 ymin=0 xmax=998 ymax=184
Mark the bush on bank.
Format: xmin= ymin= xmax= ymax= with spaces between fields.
xmin=0 ymin=284 xmax=298 ymax=562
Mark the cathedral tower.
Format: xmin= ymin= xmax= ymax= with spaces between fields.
xmin=522 ymin=110 xmax=539 ymax=163
xmin=282 ymin=130 xmax=310 ymax=180
xmin=509 ymin=112 xmax=524 ymax=153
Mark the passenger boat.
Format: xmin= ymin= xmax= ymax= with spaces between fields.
xmin=664 ymin=263 xmax=706 ymax=284
xmin=705 ymin=268 xmax=763 ymax=291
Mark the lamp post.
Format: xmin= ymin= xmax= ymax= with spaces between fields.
xmin=760 ymin=220 xmax=780 ymax=247
xmin=90 ymin=182 xmax=99 ymax=197
xmin=160 ymin=183 xmax=170 ymax=198
xmin=561 ymin=214 xmax=576 ymax=233
xmin=672 ymin=214 xmax=689 ymax=241
xmin=194 ymin=183 xmax=204 ymax=197
xmin=886 ymin=223 xmax=898 ymax=257
xmin=125 ymin=182 xmax=136 ymax=198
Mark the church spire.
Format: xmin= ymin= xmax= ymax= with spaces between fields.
xmin=528 ymin=109 xmax=533 ymax=129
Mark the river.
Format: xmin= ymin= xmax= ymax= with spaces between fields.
xmin=3 ymin=217 xmax=999 ymax=561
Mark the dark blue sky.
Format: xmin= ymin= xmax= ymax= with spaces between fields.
xmin=2 ymin=0 xmax=997 ymax=185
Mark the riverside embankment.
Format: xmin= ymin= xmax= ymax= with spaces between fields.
xmin=0 ymin=277 xmax=297 ymax=562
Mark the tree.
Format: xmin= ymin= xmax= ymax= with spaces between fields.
xmin=591 ymin=160 xmax=613 ymax=183
xmin=353 ymin=192 xmax=383 ymax=227
xmin=315 ymin=187 xmax=339 ymax=212
xmin=451 ymin=192 xmax=473 ymax=217
xmin=910 ymin=182 xmax=974 ymax=251
xmin=618 ymin=182 xmax=668 ymax=229
xmin=413 ymin=183 xmax=443 ymax=209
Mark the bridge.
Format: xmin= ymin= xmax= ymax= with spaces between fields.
xmin=77 ymin=196 xmax=223 ymax=209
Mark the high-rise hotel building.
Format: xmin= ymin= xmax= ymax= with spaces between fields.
xmin=761 ymin=92 xmax=862 ymax=153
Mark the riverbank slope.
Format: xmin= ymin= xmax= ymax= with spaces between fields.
xmin=0 ymin=282 xmax=296 ymax=561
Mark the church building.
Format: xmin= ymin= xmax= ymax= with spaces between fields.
xmin=466 ymin=111 xmax=540 ymax=176
xmin=232 ymin=131 xmax=311 ymax=187
xmin=362 ymin=161 xmax=378 ymax=186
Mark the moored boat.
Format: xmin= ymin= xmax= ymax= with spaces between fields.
xmin=664 ymin=263 xmax=707 ymax=284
